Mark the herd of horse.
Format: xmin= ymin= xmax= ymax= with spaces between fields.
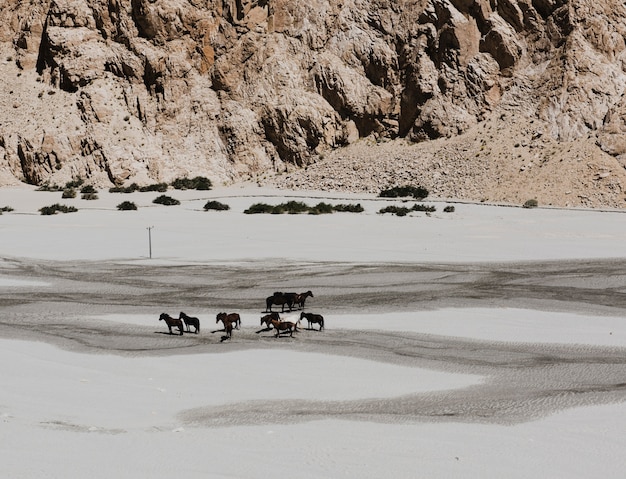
xmin=158 ymin=290 xmax=323 ymax=339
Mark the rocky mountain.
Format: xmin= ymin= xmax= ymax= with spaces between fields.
xmin=1 ymin=0 xmax=626 ymax=207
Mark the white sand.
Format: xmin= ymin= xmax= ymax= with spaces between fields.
xmin=2 ymin=185 xmax=626 ymax=478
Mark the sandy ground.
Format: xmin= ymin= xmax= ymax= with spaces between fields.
xmin=2 ymin=185 xmax=626 ymax=477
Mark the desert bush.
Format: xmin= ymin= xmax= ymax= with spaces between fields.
xmin=117 ymin=201 xmax=137 ymax=211
xmin=379 ymin=185 xmax=429 ymax=200
xmin=140 ymin=183 xmax=168 ymax=192
xmin=244 ymin=203 xmax=275 ymax=214
xmin=443 ymin=205 xmax=455 ymax=213
xmin=333 ymin=203 xmax=364 ymax=213
xmin=65 ymin=178 xmax=84 ymax=189
xmin=81 ymin=193 xmax=98 ymax=200
xmin=308 ymin=202 xmax=334 ymax=215
xmin=153 ymin=195 xmax=180 ymax=206
xmin=39 ymin=204 xmax=78 ymax=215
xmin=378 ymin=205 xmax=411 ymax=216
xmin=62 ymin=188 xmax=76 ymax=199
xmin=523 ymin=199 xmax=539 ymax=209
xmin=36 ymin=183 xmax=62 ymax=192
xmin=109 ymin=183 xmax=140 ymax=193
xmin=171 ymin=176 xmax=212 ymax=191
xmin=411 ymin=204 xmax=436 ymax=213
xmin=277 ymin=200 xmax=310 ymax=214
xmin=203 ymin=200 xmax=230 ymax=211
xmin=245 ymin=201 xmax=364 ymax=215
xmin=1 ymin=206 xmax=13 ymax=212
xmin=80 ymin=185 xmax=96 ymax=194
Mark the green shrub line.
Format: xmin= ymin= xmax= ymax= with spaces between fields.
xmin=379 ymin=185 xmax=429 ymax=200
xmin=378 ymin=203 xmax=437 ymax=216
xmin=110 ymin=176 xmax=212 ymax=193
xmin=244 ymin=201 xmax=364 ymax=215
xmin=39 ymin=203 xmax=78 ymax=215
xmin=171 ymin=176 xmax=212 ymax=191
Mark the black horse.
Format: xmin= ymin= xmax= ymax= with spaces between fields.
xmin=265 ymin=292 xmax=297 ymax=312
xmin=300 ymin=312 xmax=324 ymax=331
xmin=179 ymin=312 xmax=200 ymax=333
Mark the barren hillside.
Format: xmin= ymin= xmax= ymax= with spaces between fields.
xmin=1 ymin=0 xmax=625 ymax=207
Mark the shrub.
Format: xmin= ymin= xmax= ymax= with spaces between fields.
xmin=523 ymin=199 xmax=539 ymax=209
xmin=109 ymin=183 xmax=140 ymax=193
xmin=244 ymin=203 xmax=276 ymax=214
xmin=379 ymin=185 xmax=429 ymax=200
xmin=81 ymin=193 xmax=98 ymax=200
xmin=278 ymin=200 xmax=310 ymax=214
xmin=378 ymin=205 xmax=411 ymax=216
xmin=443 ymin=205 xmax=455 ymax=213
xmin=1 ymin=206 xmax=14 ymax=212
xmin=36 ymin=183 xmax=62 ymax=192
xmin=140 ymin=183 xmax=168 ymax=192
xmin=171 ymin=176 xmax=212 ymax=191
xmin=309 ymin=202 xmax=334 ymax=215
xmin=244 ymin=201 xmax=364 ymax=215
xmin=333 ymin=203 xmax=364 ymax=213
xmin=65 ymin=178 xmax=84 ymax=189
xmin=203 ymin=200 xmax=230 ymax=211
xmin=39 ymin=204 xmax=78 ymax=215
xmin=61 ymin=188 xmax=76 ymax=199
xmin=153 ymin=195 xmax=180 ymax=206
xmin=80 ymin=185 xmax=96 ymax=194
xmin=117 ymin=201 xmax=137 ymax=211
xmin=411 ymin=204 xmax=436 ymax=213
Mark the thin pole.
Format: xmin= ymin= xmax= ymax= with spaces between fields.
xmin=147 ymin=226 xmax=153 ymax=259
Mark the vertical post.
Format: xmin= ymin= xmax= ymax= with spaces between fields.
xmin=147 ymin=226 xmax=153 ymax=259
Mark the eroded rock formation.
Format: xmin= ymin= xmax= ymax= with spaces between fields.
xmin=0 ymin=0 xmax=625 ymax=205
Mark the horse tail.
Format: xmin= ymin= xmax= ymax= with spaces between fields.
xmin=266 ymin=297 xmax=273 ymax=312
xmin=320 ymin=317 xmax=324 ymax=330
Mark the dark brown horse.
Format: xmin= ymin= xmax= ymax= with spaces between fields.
xmin=216 ymin=312 xmax=241 ymax=330
xmin=224 ymin=321 xmax=234 ymax=339
xmin=159 ymin=313 xmax=184 ymax=335
xmin=260 ymin=312 xmax=280 ymax=328
xmin=179 ymin=312 xmax=200 ymax=333
xmin=300 ymin=312 xmax=324 ymax=331
xmin=265 ymin=292 xmax=297 ymax=312
xmin=269 ymin=318 xmax=298 ymax=338
xmin=295 ymin=290 xmax=314 ymax=309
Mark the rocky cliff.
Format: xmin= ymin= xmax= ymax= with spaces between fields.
xmin=1 ymin=0 xmax=626 ymax=207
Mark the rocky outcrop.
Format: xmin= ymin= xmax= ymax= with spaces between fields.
xmin=0 ymin=0 xmax=625 ymax=207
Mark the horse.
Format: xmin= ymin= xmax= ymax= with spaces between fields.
xmin=295 ymin=290 xmax=314 ymax=309
xmin=216 ymin=312 xmax=241 ymax=330
xmin=265 ymin=292 xmax=297 ymax=312
xmin=159 ymin=313 xmax=184 ymax=335
xmin=269 ymin=318 xmax=298 ymax=338
xmin=260 ymin=312 xmax=280 ymax=328
xmin=179 ymin=312 xmax=200 ymax=334
xmin=224 ymin=321 xmax=234 ymax=339
xmin=300 ymin=312 xmax=324 ymax=331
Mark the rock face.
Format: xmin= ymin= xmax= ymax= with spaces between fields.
xmin=1 ymin=0 xmax=626 ymax=206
